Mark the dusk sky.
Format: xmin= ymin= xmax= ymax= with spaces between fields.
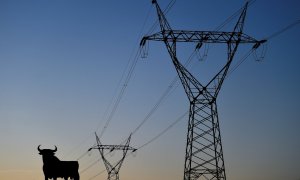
xmin=0 ymin=0 xmax=300 ymax=180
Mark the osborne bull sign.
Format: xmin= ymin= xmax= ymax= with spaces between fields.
xmin=38 ymin=145 xmax=80 ymax=180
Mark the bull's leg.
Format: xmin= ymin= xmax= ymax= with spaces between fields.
xmin=74 ymin=173 xmax=80 ymax=180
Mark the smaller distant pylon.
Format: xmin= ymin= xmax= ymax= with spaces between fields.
xmin=88 ymin=133 xmax=137 ymax=180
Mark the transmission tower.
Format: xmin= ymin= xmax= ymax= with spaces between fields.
xmin=140 ymin=1 xmax=266 ymax=180
xmin=89 ymin=133 xmax=137 ymax=180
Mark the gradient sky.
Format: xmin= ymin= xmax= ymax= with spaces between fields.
xmin=0 ymin=0 xmax=300 ymax=180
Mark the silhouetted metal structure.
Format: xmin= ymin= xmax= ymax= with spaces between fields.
xmin=38 ymin=145 xmax=80 ymax=180
xmin=140 ymin=1 xmax=266 ymax=180
xmin=89 ymin=133 xmax=136 ymax=180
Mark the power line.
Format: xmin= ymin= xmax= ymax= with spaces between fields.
xmin=266 ymin=19 xmax=300 ymax=40
xmin=227 ymin=49 xmax=255 ymax=76
xmin=97 ymin=2 xmax=162 ymax=140
xmin=137 ymin=110 xmax=188 ymax=150
xmin=130 ymin=51 xmax=197 ymax=136
xmin=80 ymin=158 xmax=101 ymax=174
xmin=78 ymin=2 xmax=181 ymax=175
xmin=63 ymin=3 xmax=154 ymax=161
xmin=98 ymin=48 xmax=141 ymax=139
xmin=88 ymin=169 xmax=106 ymax=180
xmin=227 ymin=19 xmax=300 ymax=75
xmin=86 ymin=0 xmax=178 ymax=157
xmin=72 ymin=4 xmax=153 ymax=166
xmin=97 ymin=0 xmax=179 ymax=146
xmin=215 ymin=0 xmax=256 ymax=31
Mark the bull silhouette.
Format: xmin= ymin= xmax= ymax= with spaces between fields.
xmin=38 ymin=145 xmax=80 ymax=180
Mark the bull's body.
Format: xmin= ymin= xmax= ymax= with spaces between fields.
xmin=38 ymin=145 xmax=80 ymax=180
xmin=42 ymin=158 xmax=79 ymax=180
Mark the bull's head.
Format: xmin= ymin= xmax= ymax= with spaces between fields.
xmin=37 ymin=145 xmax=57 ymax=156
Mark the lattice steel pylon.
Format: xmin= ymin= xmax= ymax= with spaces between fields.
xmin=140 ymin=1 xmax=266 ymax=180
xmin=88 ymin=133 xmax=137 ymax=180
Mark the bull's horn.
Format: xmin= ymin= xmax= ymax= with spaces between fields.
xmin=37 ymin=145 xmax=42 ymax=152
xmin=53 ymin=145 xmax=57 ymax=152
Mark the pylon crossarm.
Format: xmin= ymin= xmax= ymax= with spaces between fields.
xmin=90 ymin=145 xmax=136 ymax=151
xmin=141 ymin=30 xmax=259 ymax=45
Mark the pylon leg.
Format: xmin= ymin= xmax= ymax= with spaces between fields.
xmin=184 ymin=101 xmax=226 ymax=180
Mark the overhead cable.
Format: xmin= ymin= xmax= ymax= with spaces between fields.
xmin=265 ymin=19 xmax=300 ymax=40
xmin=215 ymin=0 xmax=256 ymax=31
xmin=130 ymin=50 xmax=197 ymax=136
xmin=64 ymin=3 xmax=154 ymax=161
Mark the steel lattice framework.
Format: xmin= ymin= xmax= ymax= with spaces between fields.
xmin=89 ymin=133 xmax=136 ymax=180
xmin=140 ymin=1 xmax=266 ymax=180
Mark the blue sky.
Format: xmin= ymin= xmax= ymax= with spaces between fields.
xmin=0 ymin=1 xmax=300 ymax=180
